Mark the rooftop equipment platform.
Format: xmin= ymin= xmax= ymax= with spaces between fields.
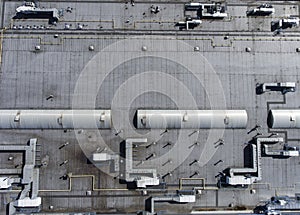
xmin=14 ymin=2 xmax=60 ymax=24
xmin=271 ymin=17 xmax=300 ymax=31
xmin=247 ymin=4 xmax=275 ymax=16
xmin=256 ymin=82 xmax=296 ymax=94
xmin=185 ymin=2 xmax=227 ymax=19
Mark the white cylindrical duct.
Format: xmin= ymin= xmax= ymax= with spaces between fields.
xmin=0 ymin=110 xmax=111 ymax=129
xmin=137 ymin=110 xmax=248 ymax=129
xmin=268 ymin=109 xmax=300 ymax=128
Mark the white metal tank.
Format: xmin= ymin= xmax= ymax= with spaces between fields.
xmin=136 ymin=110 xmax=248 ymax=129
xmin=0 ymin=110 xmax=111 ymax=129
xmin=268 ymin=109 xmax=300 ymax=128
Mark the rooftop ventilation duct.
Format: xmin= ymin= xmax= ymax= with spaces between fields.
xmin=268 ymin=110 xmax=300 ymax=128
xmin=0 ymin=110 xmax=111 ymax=129
xmin=136 ymin=110 xmax=247 ymax=129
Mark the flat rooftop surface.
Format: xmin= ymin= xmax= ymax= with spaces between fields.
xmin=0 ymin=0 xmax=300 ymax=214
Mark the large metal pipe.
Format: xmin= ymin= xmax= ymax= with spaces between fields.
xmin=136 ymin=110 xmax=248 ymax=129
xmin=0 ymin=110 xmax=111 ymax=129
xmin=268 ymin=109 xmax=300 ymax=128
